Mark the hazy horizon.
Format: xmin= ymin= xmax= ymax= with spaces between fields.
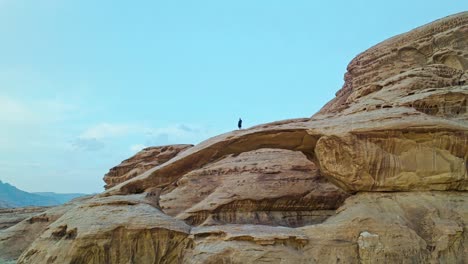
xmin=1 ymin=1 xmax=466 ymax=193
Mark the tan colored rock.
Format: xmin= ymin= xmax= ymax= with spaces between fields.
xmin=299 ymin=192 xmax=468 ymax=263
xmin=4 ymin=12 xmax=468 ymax=264
xmin=102 ymin=11 xmax=467 ymax=195
xmin=0 ymin=197 xmax=89 ymax=262
xmin=315 ymin=131 xmax=467 ymax=191
xmin=105 ymin=111 xmax=466 ymax=196
xmin=184 ymin=192 xmax=468 ymax=264
xmin=185 ymin=224 xmax=308 ymax=264
xmin=318 ymin=12 xmax=468 ymax=115
xmin=160 ymin=148 xmax=348 ymax=227
xmin=103 ymin=144 xmax=193 ymax=189
xmin=17 ymin=195 xmax=192 ymax=264
xmin=0 ymin=207 xmax=49 ymax=230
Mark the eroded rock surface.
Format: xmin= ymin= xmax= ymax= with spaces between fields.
xmin=17 ymin=195 xmax=192 ymax=264
xmin=100 ymin=13 xmax=467 ymax=196
xmin=0 ymin=197 xmax=89 ymax=262
xmin=103 ymin=144 xmax=193 ymax=189
xmin=185 ymin=224 xmax=309 ymax=264
xmin=318 ymin=12 xmax=468 ymax=115
xmin=0 ymin=207 xmax=49 ymax=231
xmin=315 ymin=131 xmax=467 ymax=191
xmin=183 ymin=192 xmax=468 ymax=264
xmin=299 ymin=192 xmax=468 ymax=264
xmin=160 ymin=149 xmax=349 ymax=227
xmin=3 ymin=11 xmax=467 ymax=264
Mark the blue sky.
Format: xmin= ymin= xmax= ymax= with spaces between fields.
xmin=0 ymin=1 xmax=466 ymax=193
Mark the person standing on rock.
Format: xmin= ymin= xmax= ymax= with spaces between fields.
xmin=238 ymin=118 xmax=242 ymax=129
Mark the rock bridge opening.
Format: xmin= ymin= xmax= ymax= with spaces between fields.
xmin=108 ymin=129 xmax=323 ymax=196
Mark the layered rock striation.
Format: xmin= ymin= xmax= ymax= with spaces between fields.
xmin=0 ymin=197 xmax=90 ymax=262
xmin=100 ymin=12 xmax=466 ymax=196
xmin=103 ymin=144 xmax=193 ymax=189
xmin=0 ymin=12 xmax=466 ymax=264
xmin=160 ymin=148 xmax=349 ymax=227
xmin=0 ymin=207 xmax=50 ymax=231
xmin=18 ymin=195 xmax=192 ymax=264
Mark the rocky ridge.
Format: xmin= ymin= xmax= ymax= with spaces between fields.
xmin=103 ymin=144 xmax=193 ymax=189
xmin=0 ymin=207 xmax=50 ymax=231
xmin=0 ymin=197 xmax=90 ymax=262
xmin=0 ymin=180 xmax=85 ymax=207
xmin=0 ymin=12 xmax=466 ymax=264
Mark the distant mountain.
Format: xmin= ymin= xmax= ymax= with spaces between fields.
xmin=0 ymin=200 xmax=13 ymax=208
xmin=0 ymin=180 xmax=86 ymax=208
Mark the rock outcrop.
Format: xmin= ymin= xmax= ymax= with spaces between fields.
xmin=103 ymin=144 xmax=193 ymax=189
xmin=18 ymin=195 xmax=192 ymax=264
xmin=2 ymin=12 xmax=466 ymax=264
xmin=160 ymin=148 xmax=349 ymax=227
xmin=99 ymin=12 xmax=466 ymax=196
xmin=0 ymin=207 xmax=49 ymax=231
xmin=0 ymin=197 xmax=90 ymax=262
xmin=184 ymin=192 xmax=468 ymax=264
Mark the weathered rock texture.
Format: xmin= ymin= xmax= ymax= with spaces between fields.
xmin=160 ymin=148 xmax=349 ymax=227
xmin=103 ymin=144 xmax=193 ymax=189
xmin=2 ymin=11 xmax=467 ymax=264
xmin=0 ymin=197 xmax=90 ymax=262
xmin=0 ymin=207 xmax=49 ymax=230
xmin=184 ymin=192 xmax=468 ymax=264
xmin=99 ymin=12 xmax=466 ymax=196
xmin=18 ymin=195 xmax=192 ymax=264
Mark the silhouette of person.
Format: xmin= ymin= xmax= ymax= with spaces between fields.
xmin=238 ymin=118 xmax=242 ymax=129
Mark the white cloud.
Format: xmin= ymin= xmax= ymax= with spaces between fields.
xmin=74 ymin=122 xmax=215 ymax=153
xmin=73 ymin=122 xmax=142 ymax=152
xmin=78 ymin=123 xmax=211 ymax=143
xmin=79 ymin=123 xmax=134 ymax=140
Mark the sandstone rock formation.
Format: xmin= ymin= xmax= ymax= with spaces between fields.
xmin=100 ymin=12 xmax=466 ymax=196
xmin=103 ymin=144 xmax=193 ymax=189
xmin=18 ymin=195 xmax=192 ymax=264
xmin=0 ymin=197 xmax=90 ymax=262
xmin=159 ymin=149 xmax=349 ymax=227
xmin=184 ymin=192 xmax=468 ymax=264
xmin=1 ymin=11 xmax=466 ymax=264
xmin=0 ymin=207 xmax=49 ymax=230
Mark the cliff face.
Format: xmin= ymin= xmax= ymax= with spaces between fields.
xmin=318 ymin=12 xmax=467 ymax=116
xmin=185 ymin=192 xmax=468 ymax=264
xmin=1 ymin=12 xmax=466 ymax=264
xmin=159 ymin=149 xmax=349 ymax=227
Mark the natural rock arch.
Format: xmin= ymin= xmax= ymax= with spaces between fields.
xmin=104 ymin=129 xmax=321 ymax=196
